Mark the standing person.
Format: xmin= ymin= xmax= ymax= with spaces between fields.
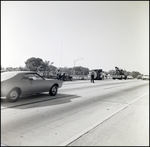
xmin=62 ymin=73 xmax=66 ymax=81
xmin=91 ymin=71 xmax=95 ymax=83
xmin=57 ymin=70 xmax=61 ymax=80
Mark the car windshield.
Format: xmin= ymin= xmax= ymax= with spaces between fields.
xmin=1 ymin=72 xmax=17 ymax=81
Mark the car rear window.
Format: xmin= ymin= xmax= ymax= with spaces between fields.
xmin=1 ymin=72 xmax=17 ymax=81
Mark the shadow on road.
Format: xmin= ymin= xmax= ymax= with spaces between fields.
xmin=1 ymin=93 xmax=81 ymax=109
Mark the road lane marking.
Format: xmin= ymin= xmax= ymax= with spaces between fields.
xmin=104 ymin=84 xmax=125 ymax=89
xmin=58 ymin=91 xmax=149 ymax=146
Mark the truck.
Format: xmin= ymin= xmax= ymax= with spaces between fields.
xmin=91 ymin=69 xmax=105 ymax=80
xmin=112 ymin=66 xmax=127 ymax=80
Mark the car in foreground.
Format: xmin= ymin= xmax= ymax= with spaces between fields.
xmin=142 ymin=75 xmax=149 ymax=80
xmin=1 ymin=71 xmax=63 ymax=102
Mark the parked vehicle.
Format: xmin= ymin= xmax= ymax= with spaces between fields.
xmin=57 ymin=72 xmax=72 ymax=81
xmin=112 ymin=66 xmax=127 ymax=80
xmin=1 ymin=71 xmax=63 ymax=102
xmin=127 ymin=75 xmax=133 ymax=79
xmin=137 ymin=75 xmax=142 ymax=79
xmin=142 ymin=75 xmax=149 ymax=80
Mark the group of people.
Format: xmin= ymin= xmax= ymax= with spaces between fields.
xmin=57 ymin=70 xmax=66 ymax=80
xmin=57 ymin=70 xmax=72 ymax=81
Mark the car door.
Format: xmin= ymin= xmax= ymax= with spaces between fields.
xmin=28 ymin=73 xmax=49 ymax=93
xmin=20 ymin=74 xmax=32 ymax=94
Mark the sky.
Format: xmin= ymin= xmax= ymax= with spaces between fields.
xmin=1 ymin=1 xmax=149 ymax=75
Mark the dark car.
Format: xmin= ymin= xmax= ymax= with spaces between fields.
xmin=142 ymin=75 xmax=149 ymax=80
xmin=57 ymin=72 xmax=72 ymax=81
xmin=137 ymin=75 xmax=142 ymax=79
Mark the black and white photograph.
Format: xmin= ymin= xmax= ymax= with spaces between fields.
xmin=1 ymin=1 xmax=149 ymax=146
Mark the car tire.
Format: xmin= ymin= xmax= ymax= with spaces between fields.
xmin=49 ymin=85 xmax=58 ymax=96
xmin=119 ymin=76 xmax=122 ymax=80
xmin=7 ymin=88 xmax=20 ymax=102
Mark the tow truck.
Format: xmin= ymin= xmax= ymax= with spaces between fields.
xmin=112 ymin=66 xmax=127 ymax=80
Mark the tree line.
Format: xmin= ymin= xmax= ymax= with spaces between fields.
xmin=1 ymin=57 xmax=142 ymax=78
xmin=1 ymin=57 xmax=90 ymax=76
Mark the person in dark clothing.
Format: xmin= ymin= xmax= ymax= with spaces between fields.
xmin=91 ymin=71 xmax=95 ymax=83
xmin=62 ymin=73 xmax=66 ymax=81
xmin=57 ymin=70 xmax=61 ymax=80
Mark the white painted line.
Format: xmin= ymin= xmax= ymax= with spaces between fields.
xmin=128 ymin=92 xmax=149 ymax=105
xmin=58 ymin=92 xmax=149 ymax=146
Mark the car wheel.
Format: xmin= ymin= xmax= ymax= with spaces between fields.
xmin=7 ymin=88 xmax=20 ymax=102
xmin=49 ymin=85 xmax=58 ymax=96
xmin=119 ymin=76 xmax=122 ymax=80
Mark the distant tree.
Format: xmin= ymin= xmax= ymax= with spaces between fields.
xmin=42 ymin=61 xmax=57 ymax=77
xmin=108 ymin=70 xmax=116 ymax=75
xmin=82 ymin=67 xmax=89 ymax=75
xmin=125 ymin=71 xmax=131 ymax=76
xmin=25 ymin=57 xmax=43 ymax=71
xmin=19 ymin=66 xmax=29 ymax=71
xmin=59 ymin=67 xmax=72 ymax=75
xmin=73 ymin=66 xmax=89 ymax=75
xmin=131 ymin=71 xmax=142 ymax=78
xmin=37 ymin=60 xmax=49 ymax=71
xmin=6 ymin=67 xmax=13 ymax=71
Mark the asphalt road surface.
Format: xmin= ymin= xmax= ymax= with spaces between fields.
xmin=1 ymin=79 xmax=149 ymax=146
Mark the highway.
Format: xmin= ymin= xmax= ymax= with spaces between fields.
xmin=1 ymin=79 xmax=149 ymax=146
